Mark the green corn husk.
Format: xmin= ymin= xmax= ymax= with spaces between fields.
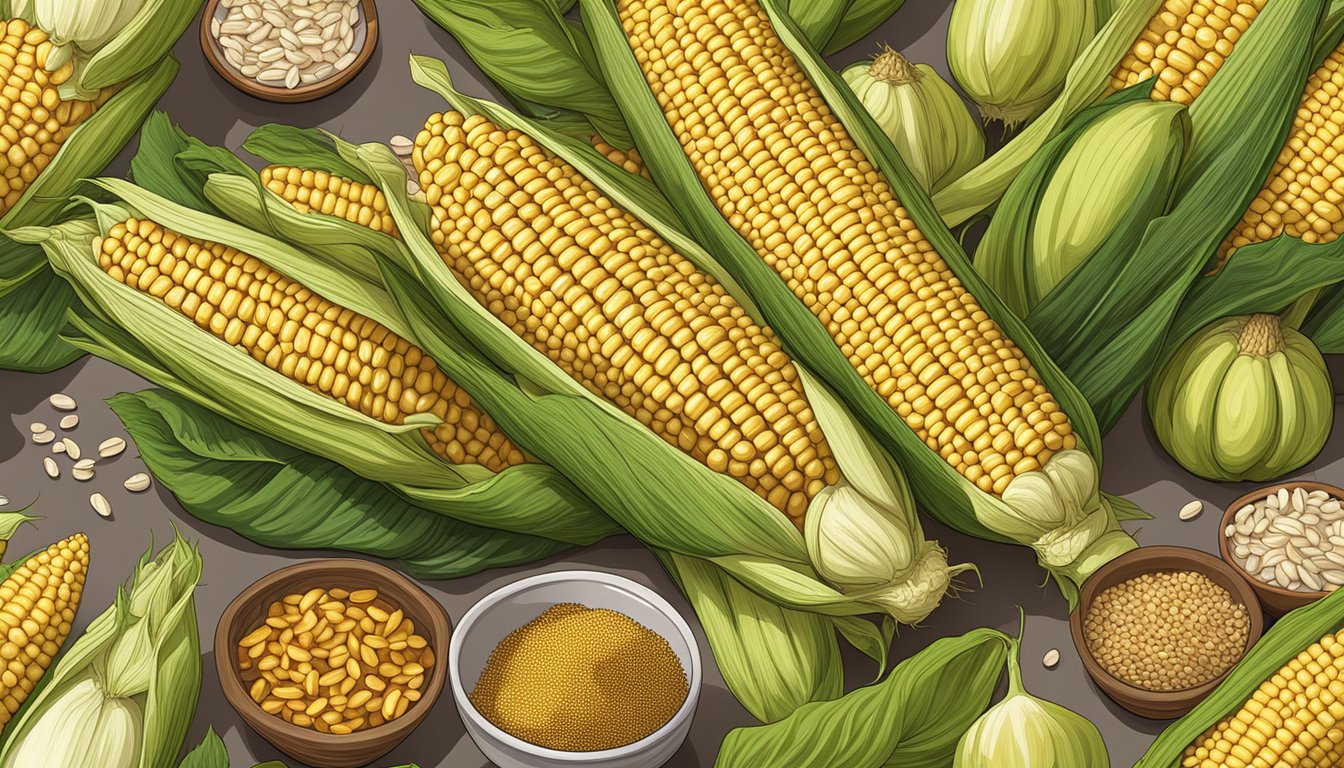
xmin=946 ymin=0 xmax=1097 ymax=128
xmin=820 ymin=0 xmax=907 ymax=56
xmin=15 ymin=186 xmax=617 ymax=549
xmin=715 ymin=627 xmax=1011 ymax=767
xmin=1021 ymin=0 xmax=1331 ymax=432
xmin=0 ymin=0 xmax=200 ymax=372
xmin=0 ymin=534 xmax=202 ymax=768
xmin=578 ymin=0 xmax=1141 ymax=604
xmin=976 ymin=89 xmax=1189 ymax=318
xmin=1136 ymin=585 xmax=1344 ymax=766
xmin=188 ymin=116 xmax=899 ymax=723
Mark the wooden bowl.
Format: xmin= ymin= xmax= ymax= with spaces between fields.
xmin=215 ymin=559 xmax=450 ymax=768
xmin=199 ymin=0 xmax=379 ymax=103
xmin=1219 ymin=481 xmax=1344 ymax=616
xmin=1069 ymin=546 xmax=1263 ymax=719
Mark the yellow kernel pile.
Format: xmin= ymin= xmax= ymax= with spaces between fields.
xmin=1181 ymin=629 xmax=1344 ymax=767
xmin=1085 ymin=570 xmax=1249 ymax=692
xmin=471 ymin=603 xmax=688 ymax=751
xmin=236 ymin=586 xmax=434 ymax=734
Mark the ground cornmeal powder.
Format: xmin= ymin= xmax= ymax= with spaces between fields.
xmin=470 ymin=602 xmax=689 ymax=751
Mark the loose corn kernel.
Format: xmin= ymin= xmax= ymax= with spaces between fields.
xmin=1108 ymin=0 xmax=1267 ymax=105
xmin=413 ymin=110 xmax=842 ymax=524
xmin=616 ymin=0 xmax=1075 ymax=496
xmin=1217 ymin=45 xmax=1344 ymax=267
xmin=96 ymin=217 xmax=524 ymax=470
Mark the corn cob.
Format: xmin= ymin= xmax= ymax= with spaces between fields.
xmin=0 ymin=533 xmax=87 ymax=733
xmin=617 ymin=0 xmax=1076 ymax=496
xmin=0 ymin=18 xmax=106 ymax=218
xmin=1215 ymin=44 xmax=1344 ymax=268
xmin=1107 ymin=0 xmax=1266 ymax=105
xmin=409 ymin=110 xmax=841 ymax=524
xmin=260 ymin=166 xmax=399 ymax=237
xmin=95 ymin=217 xmax=524 ymax=471
xmin=1180 ymin=628 xmax=1344 ymax=767
xmin=590 ymin=135 xmax=651 ymax=179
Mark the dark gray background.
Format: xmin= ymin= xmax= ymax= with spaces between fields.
xmin=0 ymin=2 xmax=1334 ymax=766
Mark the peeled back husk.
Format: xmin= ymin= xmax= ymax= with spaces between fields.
xmin=946 ymin=0 xmax=1097 ymax=127
xmin=1148 ymin=313 xmax=1334 ymax=482
xmin=841 ymin=47 xmax=984 ymax=194
xmin=953 ymin=633 xmax=1109 ymax=767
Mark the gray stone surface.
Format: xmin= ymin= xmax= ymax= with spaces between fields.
xmin=0 ymin=2 xmax=1333 ymax=766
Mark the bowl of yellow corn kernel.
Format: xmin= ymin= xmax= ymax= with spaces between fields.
xmin=450 ymin=570 xmax=702 ymax=768
xmin=216 ymin=558 xmax=451 ymax=768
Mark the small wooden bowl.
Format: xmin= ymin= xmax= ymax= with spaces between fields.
xmin=1069 ymin=546 xmax=1264 ymax=719
xmin=215 ymin=559 xmax=450 ymax=768
xmin=200 ymin=0 xmax=379 ymax=103
xmin=1220 ymin=481 xmax=1344 ymax=616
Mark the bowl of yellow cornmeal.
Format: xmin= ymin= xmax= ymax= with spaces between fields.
xmin=449 ymin=570 xmax=702 ymax=768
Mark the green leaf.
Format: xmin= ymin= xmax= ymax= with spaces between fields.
xmin=714 ymin=627 xmax=1010 ymax=768
xmin=179 ymin=728 xmax=228 ymax=768
xmin=410 ymin=0 xmax=632 ymax=146
xmin=1303 ymin=283 xmax=1344 ymax=353
xmin=130 ymin=112 xmax=249 ymax=217
xmin=77 ymin=0 xmax=200 ymax=91
xmin=242 ymin=124 xmax=376 ymax=185
xmin=109 ymin=388 xmax=576 ymax=579
xmin=1024 ymin=0 xmax=1327 ymax=432
xmin=821 ymin=0 xmax=906 ymax=56
xmin=787 ymin=0 xmax=848 ymax=54
xmin=0 ymin=261 xmax=81 ymax=372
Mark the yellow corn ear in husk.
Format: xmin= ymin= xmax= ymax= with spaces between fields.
xmin=977 ymin=95 xmax=1189 ymax=317
xmin=1147 ymin=313 xmax=1333 ymax=482
xmin=946 ymin=0 xmax=1097 ymax=127
xmin=841 ymin=47 xmax=984 ymax=195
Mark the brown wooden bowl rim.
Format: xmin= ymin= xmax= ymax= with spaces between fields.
xmin=1069 ymin=545 xmax=1264 ymax=706
xmin=199 ymin=0 xmax=379 ymax=103
xmin=1218 ymin=480 xmax=1344 ymax=602
xmin=214 ymin=558 xmax=451 ymax=754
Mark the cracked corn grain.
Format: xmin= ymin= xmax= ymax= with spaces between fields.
xmin=471 ymin=603 xmax=687 ymax=751
xmin=1085 ymin=571 xmax=1249 ymax=691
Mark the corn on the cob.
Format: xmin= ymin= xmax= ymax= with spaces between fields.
xmin=407 ymin=110 xmax=841 ymax=524
xmin=1107 ymin=0 xmax=1266 ymax=105
xmin=589 ymin=135 xmax=651 ymax=179
xmin=1216 ymin=45 xmax=1344 ymax=267
xmin=1180 ymin=628 xmax=1344 ymax=767
xmin=617 ymin=0 xmax=1076 ymax=496
xmin=260 ymin=166 xmax=399 ymax=236
xmin=0 ymin=18 xmax=105 ymax=218
xmin=95 ymin=217 xmax=524 ymax=471
xmin=0 ymin=533 xmax=88 ymax=733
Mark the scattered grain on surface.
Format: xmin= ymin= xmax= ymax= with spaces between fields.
xmin=48 ymin=393 xmax=76 ymax=411
xmin=90 ymin=493 xmax=111 ymax=518
xmin=58 ymin=415 xmax=78 ymax=430
xmin=1042 ymin=648 xmax=1060 ymax=669
xmin=124 ymin=474 xmax=152 ymax=493
xmin=1179 ymin=499 xmax=1203 ymax=521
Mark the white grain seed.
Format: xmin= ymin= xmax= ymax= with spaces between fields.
xmin=334 ymin=51 xmax=356 ymax=71
xmin=285 ymin=65 xmax=300 ymax=89
xmin=312 ymin=63 xmax=334 ymax=80
xmin=262 ymin=9 xmax=287 ymax=27
xmin=283 ymin=48 xmax=310 ymax=66
xmin=225 ymin=48 xmax=245 ymax=68
xmin=1234 ymin=503 xmax=1256 ymax=522
xmin=73 ymin=458 xmax=94 ymax=471
xmin=241 ymin=4 xmax=260 ymax=19
xmin=59 ymin=415 xmax=78 ymax=430
xmin=1328 ymin=571 xmax=1344 ymax=586
xmin=1179 ymin=499 xmax=1202 ymax=521
xmin=1294 ymin=488 xmax=1308 ymax=513
xmin=31 ymin=431 xmax=54 ymax=445
xmin=240 ymin=64 xmax=262 ymax=77
xmin=27 ymin=422 xmax=46 ymax=434
xmin=221 ymin=20 xmax=251 ymax=34
xmin=51 ymin=442 xmax=64 ymax=454
xmin=1253 ymin=516 xmax=1272 ymax=534
xmin=90 ymin=493 xmax=111 ymax=518
xmin=124 ymin=473 xmax=152 ymax=493
xmin=1234 ymin=543 xmax=1249 ymax=559
xmin=42 ymin=458 xmax=58 ymax=479
xmin=1303 ymin=570 xmax=1323 ymax=591
xmin=98 ymin=437 xmax=126 ymax=458
xmin=72 ymin=468 xmax=94 ymax=482
xmin=0 ymin=496 xmax=7 ymax=507
xmin=48 ymin=393 xmax=76 ymax=411
xmin=258 ymin=46 xmax=285 ymax=63
xmin=246 ymin=23 xmax=273 ymax=44
xmin=1279 ymin=488 xmax=1291 ymax=509
xmin=1245 ymin=554 xmax=1261 ymax=573
xmin=61 ymin=439 xmax=80 ymax=461
xmin=212 ymin=17 xmax=222 ymax=36
xmin=1042 ymin=649 xmax=1060 ymax=669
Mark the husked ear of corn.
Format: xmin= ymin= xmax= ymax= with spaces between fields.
xmin=260 ymin=166 xmax=399 ymax=237
xmin=413 ymin=109 xmax=841 ymax=524
xmin=0 ymin=533 xmax=88 ymax=733
xmin=1180 ymin=628 xmax=1344 ymax=766
xmin=0 ymin=18 xmax=106 ymax=218
xmin=1216 ymin=43 xmax=1344 ymax=268
xmin=616 ymin=0 xmax=1074 ymax=498
xmin=95 ymin=216 xmax=523 ymax=471
xmin=1108 ymin=0 xmax=1266 ymax=105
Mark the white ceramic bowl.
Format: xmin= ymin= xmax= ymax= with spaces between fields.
xmin=449 ymin=570 xmax=702 ymax=768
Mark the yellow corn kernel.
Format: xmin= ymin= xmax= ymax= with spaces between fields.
xmin=260 ymin=165 xmax=399 ymax=236
xmin=1216 ymin=45 xmax=1344 ymax=267
xmin=96 ymin=218 xmax=524 ymax=470
xmin=589 ymin=135 xmax=651 ymax=180
xmin=413 ymin=110 xmax=841 ymax=525
xmin=1108 ymin=0 xmax=1267 ymax=105
xmin=615 ymin=0 xmax=1076 ymax=497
